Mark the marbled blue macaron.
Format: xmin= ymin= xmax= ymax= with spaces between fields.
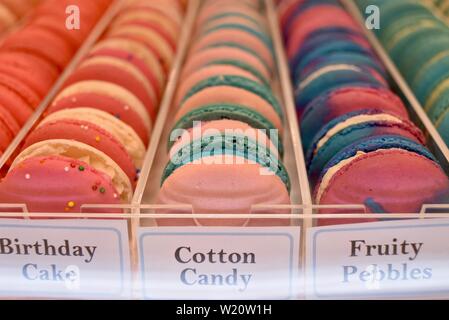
xmin=295 ymin=51 xmax=387 ymax=85
xmin=294 ymin=63 xmax=386 ymax=115
xmin=305 ymin=109 xmax=425 ymax=186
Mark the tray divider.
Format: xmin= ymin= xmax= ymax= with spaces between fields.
xmin=266 ymin=0 xmax=312 ymax=293
xmin=128 ymin=0 xmax=200 ymax=296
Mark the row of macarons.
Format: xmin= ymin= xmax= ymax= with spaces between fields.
xmin=0 ymin=0 xmax=111 ymax=154
xmin=0 ymin=0 xmax=40 ymax=35
xmin=156 ymin=0 xmax=293 ymax=223
xmin=0 ymin=0 xmax=184 ymax=213
xmin=279 ymin=0 xmax=449 ymax=222
xmin=357 ymin=0 xmax=449 ymax=146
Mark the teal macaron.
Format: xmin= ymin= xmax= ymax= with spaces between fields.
xmin=411 ymin=51 xmax=449 ymax=105
xmin=180 ymin=75 xmax=284 ymax=121
xmin=161 ymin=132 xmax=291 ymax=192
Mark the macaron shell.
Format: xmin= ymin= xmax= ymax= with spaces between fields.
xmin=29 ymin=16 xmax=91 ymax=50
xmin=300 ymin=86 xmax=410 ymax=150
xmin=108 ymin=20 xmax=177 ymax=51
xmin=190 ymin=28 xmax=274 ymax=72
xmin=13 ymin=139 xmax=133 ymax=203
xmin=201 ymin=14 xmax=267 ymax=34
xmin=0 ymin=73 xmax=41 ymax=109
xmin=181 ymin=46 xmax=271 ymax=82
xmin=0 ymin=85 xmax=33 ymax=125
xmin=89 ymin=38 xmax=165 ymax=95
xmin=1 ymin=26 xmax=74 ymax=70
xmin=107 ymin=24 xmax=175 ymax=72
xmin=156 ymin=156 xmax=291 ymax=227
xmin=175 ymin=64 xmax=261 ymax=108
xmin=169 ymin=119 xmax=280 ymax=158
xmin=87 ymin=47 xmax=162 ymax=104
xmin=317 ymin=149 xmax=449 ymax=225
xmin=177 ymin=86 xmax=283 ymax=133
xmin=0 ymin=51 xmax=59 ymax=86
xmin=111 ymin=9 xmax=180 ymax=41
xmin=307 ymin=118 xmax=426 ymax=186
xmin=287 ymin=5 xmax=361 ymax=59
xmin=124 ymin=0 xmax=183 ymax=26
xmin=63 ymin=56 xmax=158 ymax=121
xmin=196 ymin=3 xmax=263 ymax=27
xmin=39 ymin=108 xmax=146 ymax=170
xmin=0 ymin=156 xmax=122 ymax=213
xmin=0 ymin=104 xmax=20 ymax=152
xmin=0 ymin=63 xmax=50 ymax=98
xmin=23 ymin=119 xmax=137 ymax=184
xmin=295 ymin=68 xmax=386 ymax=116
xmin=49 ymin=81 xmax=151 ymax=145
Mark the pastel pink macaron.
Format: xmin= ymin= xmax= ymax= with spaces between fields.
xmin=63 ymin=56 xmax=158 ymax=122
xmin=48 ymin=80 xmax=152 ymax=145
xmin=189 ymin=27 xmax=274 ymax=73
xmin=175 ymin=76 xmax=284 ymax=134
xmin=174 ymin=64 xmax=261 ymax=108
xmin=22 ymin=111 xmax=138 ymax=184
xmin=106 ymin=24 xmax=175 ymax=74
xmin=108 ymin=19 xmax=177 ymax=51
xmin=123 ymin=0 xmax=183 ymax=26
xmin=157 ymin=120 xmax=290 ymax=227
xmin=196 ymin=2 xmax=264 ymax=27
xmin=111 ymin=7 xmax=180 ymax=43
xmin=0 ymin=156 xmax=123 ymax=214
xmin=87 ymin=38 xmax=165 ymax=103
xmin=181 ymin=46 xmax=271 ymax=83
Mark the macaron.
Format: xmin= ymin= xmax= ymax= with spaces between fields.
xmin=294 ymin=64 xmax=387 ymax=116
xmin=109 ymin=9 xmax=179 ymax=48
xmin=306 ymin=110 xmax=426 ymax=186
xmin=35 ymin=108 xmax=146 ymax=171
xmin=106 ymin=24 xmax=175 ymax=73
xmin=0 ymin=104 xmax=20 ymax=152
xmin=0 ymin=81 xmax=34 ymax=125
xmin=170 ymin=103 xmax=281 ymax=153
xmin=12 ymin=139 xmax=133 ymax=203
xmin=63 ymin=56 xmax=158 ymax=121
xmin=189 ymin=23 xmax=275 ymax=73
xmin=411 ymin=51 xmax=449 ymax=105
xmin=181 ymin=45 xmax=272 ymax=83
xmin=286 ymin=4 xmax=361 ymax=60
xmin=124 ymin=0 xmax=183 ymax=27
xmin=300 ymin=86 xmax=410 ymax=152
xmin=169 ymin=119 xmax=280 ymax=158
xmin=157 ymin=126 xmax=291 ymax=226
xmin=22 ymin=108 xmax=143 ymax=184
xmin=174 ymin=64 xmax=262 ymax=108
xmin=315 ymin=135 xmax=449 ymax=225
xmin=48 ymin=80 xmax=152 ymax=145
xmin=176 ymin=75 xmax=284 ymax=133
xmin=1 ymin=26 xmax=75 ymax=70
xmin=0 ymin=156 xmax=123 ymax=214
xmin=0 ymin=2 xmax=16 ymax=31
xmin=88 ymin=37 xmax=166 ymax=99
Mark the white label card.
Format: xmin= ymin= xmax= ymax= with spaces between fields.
xmin=307 ymin=219 xmax=449 ymax=299
xmin=138 ymin=227 xmax=301 ymax=300
xmin=0 ymin=219 xmax=131 ymax=299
